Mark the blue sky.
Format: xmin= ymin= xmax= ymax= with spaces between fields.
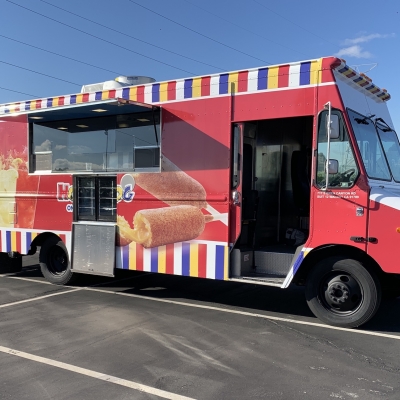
xmin=1 ymin=0 xmax=399 ymax=129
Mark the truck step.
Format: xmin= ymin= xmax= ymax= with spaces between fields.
xmin=230 ymin=273 xmax=285 ymax=287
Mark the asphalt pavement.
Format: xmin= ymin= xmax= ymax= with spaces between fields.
xmin=0 ymin=253 xmax=399 ymax=399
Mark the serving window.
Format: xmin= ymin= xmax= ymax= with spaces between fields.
xmin=29 ymin=102 xmax=160 ymax=173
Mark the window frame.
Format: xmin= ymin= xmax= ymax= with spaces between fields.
xmin=74 ymin=175 xmax=117 ymax=223
xmin=347 ymin=108 xmax=392 ymax=183
xmin=29 ymin=108 xmax=161 ymax=175
xmin=315 ymin=108 xmax=360 ymax=190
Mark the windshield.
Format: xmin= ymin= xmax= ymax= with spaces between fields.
xmin=348 ymin=109 xmax=391 ymax=181
xmin=376 ymin=123 xmax=400 ymax=182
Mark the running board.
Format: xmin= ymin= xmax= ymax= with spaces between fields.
xmin=230 ymin=274 xmax=285 ymax=287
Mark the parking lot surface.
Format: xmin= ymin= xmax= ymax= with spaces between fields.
xmin=0 ymin=254 xmax=399 ymax=399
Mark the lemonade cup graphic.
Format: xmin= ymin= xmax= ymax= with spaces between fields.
xmin=0 ymin=168 xmax=19 ymax=226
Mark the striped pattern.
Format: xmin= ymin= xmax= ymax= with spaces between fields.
xmin=0 ymin=229 xmax=67 ymax=254
xmin=335 ymin=62 xmax=390 ymax=102
xmin=0 ymin=58 xmax=329 ymax=115
xmin=116 ymin=241 xmax=229 ymax=280
xmin=281 ymin=247 xmax=313 ymax=289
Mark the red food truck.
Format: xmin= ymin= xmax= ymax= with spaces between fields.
xmin=0 ymin=56 xmax=398 ymax=328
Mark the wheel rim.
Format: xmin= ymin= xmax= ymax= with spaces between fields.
xmin=46 ymin=245 xmax=68 ymax=276
xmin=319 ymin=270 xmax=363 ymax=315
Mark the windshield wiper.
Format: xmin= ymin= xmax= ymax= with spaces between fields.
xmin=355 ymin=114 xmax=375 ymax=125
xmin=375 ymin=117 xmax=393 ymax=132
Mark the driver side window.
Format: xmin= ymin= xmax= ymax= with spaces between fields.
xmin=316 ymin=111 xmax=359 ymax=188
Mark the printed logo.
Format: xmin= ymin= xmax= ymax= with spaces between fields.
xmin=118 ymin=174 xmax=135 ymax=203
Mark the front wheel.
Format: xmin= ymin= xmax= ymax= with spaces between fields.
xmin=305 ymin=257 xmax=381 ymax=328
xmin=39 ymin=237 xmax=76 ymax=285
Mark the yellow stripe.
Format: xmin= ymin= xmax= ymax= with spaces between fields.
xmin=11 ymin=231 xmax=17 ymax=252
xmin=31 ymin=232 xmax=37 ymax=241
xmin=158 ymin=245 xmax=166 ymax=273
xmin=192 ymin=77 xmax=202 ymax=98
xmin=228 ymin=72 xmax=239 ymax=93
xmin=159 ymin=82 xmax=168 ymax=102
xmin=190 ymin=243 xmax=198 ymax=277
xmin=76 ymin=94 xmax=83 ymax=104
xmin=267 ymin=66 xmax=279 ymax=89
xmin=101 ymin=91 xmax=109 ymax=100
xmin=30 ymin=101 xmax=36 ymax=110
xmin=224 ymin=246 xmax=229 ymax=280
xmin=129 ymin=242 xmax=136 ymax=270
xmin=310 ymin=58 xmax=323 ymax=85
xmin=343 ymin=68 xmax=355 ymax=77
xmin=129 ymin=87 xmax=137 ymax=102
xmin=53 ymin=98 xmax=59 ymax=107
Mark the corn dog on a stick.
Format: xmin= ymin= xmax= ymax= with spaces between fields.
xmin=132 ymin=158 xmax=207 ymax=209
xmin=131 ymin=205 xmax=205 ymax=248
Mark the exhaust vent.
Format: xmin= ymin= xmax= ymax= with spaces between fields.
xmin=81 ymin=76 xmax=156 ymax=93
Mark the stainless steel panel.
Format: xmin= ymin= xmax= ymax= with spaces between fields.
xmin=71 ymin=223 xmax=116 ymax=276
xmin=254 ymin=251 xmax=293 ymax=276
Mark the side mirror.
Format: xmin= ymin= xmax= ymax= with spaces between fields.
xmin=326 ymin=114 xmax=340 ymax=139
xmin=328 ymin=159 xmax=339 ymax=174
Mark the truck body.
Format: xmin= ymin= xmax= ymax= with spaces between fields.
xmin=0 ymin=56 xmax=398 ymax=327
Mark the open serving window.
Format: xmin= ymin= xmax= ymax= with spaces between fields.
xmin=28 ymin=99 xmax=161 ymax=173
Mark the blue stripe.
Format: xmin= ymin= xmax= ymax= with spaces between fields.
xmin=184 ymin=79 xmax=193 ymax=98
xmin=25 ymin=102 xmax=31 ymax=111
xmin=182 ymin=243 xmax=190 ymax=276
xmin=300 ymin=62 xmax=311 ymax=85
xmin=353 ymin=77 xmax=363 ymax=83
xmin=122 ymin=246 xmax=129 ymax=269
xmin=365 ymin=85 xmax=374 ymax=91
xmin=338 ymin=66 xmax=348 ymax=73
xmin=70 ymin=95 xmax=77 ymax=104
xmin=219 ymin=74 xmax=229 ymax=94
xmin=215 ymin=246 xmax=225 ymax=280
xmin=122 ymin=88 xmax=130 ymax=100
xmin=26 ymin=232 xmax=31 ymax=253
xmin=95 ymin=92 xmax=102 ymax=101
xmin=292 ymin=252 xmax=304 ymax=275
xmin=151 ymin=248 xmax=158 ymax=272
xmin=6 ymin=231 xmax=11 ymax=253
xmin=47 ymin=98 xmax=53 ymax=107
xmin=257 ymin=68 xmax=268 ymax=90
xmin=152 ymin=83 xmax=160 ymax=102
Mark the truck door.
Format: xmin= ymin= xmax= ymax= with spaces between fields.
xmin=312 ymin=109 xmax=369 ymax=251
xmin=71 ymin=176 xmax=117 ymax=276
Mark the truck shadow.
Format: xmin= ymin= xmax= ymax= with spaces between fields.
xmin=13 ymin=264 xmax=400 ymax=335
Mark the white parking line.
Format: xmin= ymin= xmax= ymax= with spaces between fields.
xmin=0 ymin=289 xmax=82 ymax=309
xmin=2 ymin=272 xmax=400 ymax=341
xmin=0 ymin=345 xmax=195 ymax=400
xmin=86 ymin=287 xmax=400 ymax=341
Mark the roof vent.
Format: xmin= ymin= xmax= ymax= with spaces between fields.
xmin=81 ymin=75 xmax=156 ymax=93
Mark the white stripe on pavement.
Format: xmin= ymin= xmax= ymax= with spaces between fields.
xmin=0 ymin=345 xmax=195 ymax=400
xmin=86 ymin=287 xmax=400 ymax=341
xmin=1 ymin=271 xmax=400 ymax=341
xmin=0 ymin=288 xmax=82 ymax=309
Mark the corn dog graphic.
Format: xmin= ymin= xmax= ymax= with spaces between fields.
xmin=132 ymin=158 xmax=207 ymax=209
xmin=117 ymin=206 xmax=205 ymax=248
xmin=132 ymin=157 xmax=228 ymax=225
xmin=117 ymin=207 xmax=228 ymax=248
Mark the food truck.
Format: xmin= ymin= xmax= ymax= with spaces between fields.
xmin=0 ymin=56 xmax=399 ymax=328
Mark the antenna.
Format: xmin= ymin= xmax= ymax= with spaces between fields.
xmin=350 ymin=63 xmax=378 ymax=74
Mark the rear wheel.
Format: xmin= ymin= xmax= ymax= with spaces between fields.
xmin=305 ymin=256 xmax=381 ymax=328
xmin=39 ymin=237 xmax=76 ymax=285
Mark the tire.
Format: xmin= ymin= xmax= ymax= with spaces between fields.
xmin=39 ymin=237 xmax=76 ymax=285
xmin=305 ymin=256 xmax=381 ymax=328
